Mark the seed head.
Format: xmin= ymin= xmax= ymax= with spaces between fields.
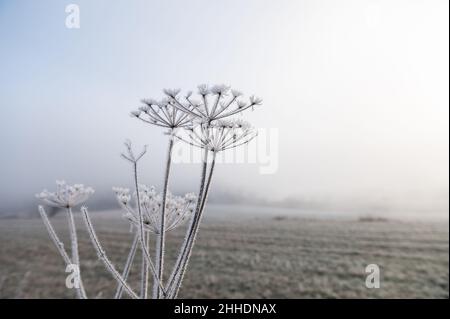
xmin=113 ymin=185 xmax=196 ymax=234
xmin=36 ymin=181 xmax=95 ymax=208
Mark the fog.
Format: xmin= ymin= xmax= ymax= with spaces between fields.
xmin=0 ymin=0 xmax=448 ymax=218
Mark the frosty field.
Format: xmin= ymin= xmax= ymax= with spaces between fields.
xmin=0 ymin=207 xmax=448 ymax=299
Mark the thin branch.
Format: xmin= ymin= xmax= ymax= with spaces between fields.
xmin=115 ymin=232 xmax=139 ymax=299
xmin=165 ymin=148 xmax=209 ymax=294
xmin=140 ymin=232 xmax=150 ymax=299
xmin=81 ymin=206 xmax=140 ymax=299
xmin=171 ymin=152 xmax=217 ymax=298
xmin=153 ymin=135 xmax=174 ymax=299
xmin=132 ymin=162 xmax=168 ymax=297
xmin=39 ymin=206 xmax=87 ymax=299
xmin=39 ymin=206 xmax=72 ymax=266
xmin=65 ymin=207 xmax=87 ymax=299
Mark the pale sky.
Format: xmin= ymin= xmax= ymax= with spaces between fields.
xmin=0 ymin=0 xmax=448 ymax=217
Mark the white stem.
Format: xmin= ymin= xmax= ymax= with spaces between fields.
xmin=81 ymin=207 xmax=139 ymax=299
xmin=140 ymin=232 xmax=150 ymax=299
xmin=66 ymin=207 xmax=88 ymax=299
xmin=165 ymin=148 xmax=209 ymax=294
xmin=153 ymin=136 xmax=174 ymax=299
xmin=39 ymin=206 xmax=72 ymax=266
xmin=115 ymin=232 xmax=139 ymax=299
xmin=40 ymin=205 xmax=89 ymax=298
xmin=132 ymin=162 xmax=168 ymax=297
xmin=171 ymin=152 xmax=216 ymax=298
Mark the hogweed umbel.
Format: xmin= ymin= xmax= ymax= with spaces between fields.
xmin=163 ymin=84 xmax=262 ymax=124
xmin=36 ymin=181 xmax=94 ymax=208
xmin=113 ymin=186 xmax=196 ymax=234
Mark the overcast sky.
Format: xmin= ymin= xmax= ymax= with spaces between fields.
xmin=0 ymin=0 xmax=448 ymax=217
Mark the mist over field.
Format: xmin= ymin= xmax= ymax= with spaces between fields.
xmin=0 ymin=0 xmax=448 ymax=301
xmin=0 ymin=0 xmax=448 ymax=221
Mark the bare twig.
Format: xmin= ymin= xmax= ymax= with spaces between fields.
xmin=39 ymin=206 xmax=87 ymax=299
xmin=81 ymin=206 xmax=139 ymax=299
xmin=115 ymin=232 xmax=139 ymax=299
xmin=153 ymin=135 xmax=174 ymax=298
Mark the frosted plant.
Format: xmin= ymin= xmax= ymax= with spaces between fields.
xmin=166 ymin=119 xmax=258 ymax=298
xmin=37 ymin=84 xmax=261 ymax=299
xmin=113 ymin=186 xmax=196 ymax=234
xmin=36 ymin=181 xmax=94 ymax=299
xmin=163 ymin=84 xmax=262 ymax=124
xmin=118 ymin=140 xmax=166 ymax=298
xmin=177 ymin=119 xmax=257 ymax=153
xmin=131 ymin=97 xmax=194 ymax=129
xmin=36 ymin=181 xmax=94 ymax=208
xmin=130 ymin=97 xmax=191 ymax=298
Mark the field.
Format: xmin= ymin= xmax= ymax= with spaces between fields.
xmin=0 ymin=208 xmax=448 ymax=299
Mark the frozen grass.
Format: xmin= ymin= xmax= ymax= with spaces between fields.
xmin=0 ymin=210 xmax=448 ymax=299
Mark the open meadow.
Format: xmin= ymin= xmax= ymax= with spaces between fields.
xmin=0 ymin=207 xmax=448 ymax=299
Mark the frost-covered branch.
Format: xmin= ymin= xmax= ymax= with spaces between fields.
xmin=36 ymin=182 xmax=92 ymax=300
xmin=81 ymin=206 xmax=139 ymax=299
xmin=170 ymin=151 xmax=217 ymax=298
xmin=39 ymin=205 xmax=88 ymax=299
xmin=39 ymin=206 xmax=71 ymax=264
xmin=115 ymin=232 xmax=139 ymax=299
xmin=122 ymin=140 xmax=168 ymax=297
xmin=166 ymin=148 xmax=209 ymax=295
xmin=140 ymin=232 xmax=150 ymax=299
xmin=65 ymin=207 xmax=87 ymax=299
xmin=153 ymin=135 xmax=174 ymax=298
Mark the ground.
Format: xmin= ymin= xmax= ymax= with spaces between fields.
xmin=0 ymin=209 xmax=448 ymax=299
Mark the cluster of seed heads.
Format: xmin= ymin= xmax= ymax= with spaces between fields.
xmin=113 ymin=186 xmax=196 ymax=234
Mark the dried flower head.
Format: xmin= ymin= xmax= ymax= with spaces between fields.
xmin=177 ymin=118 xmax=257 ymax=153
xmin=131 ymin=96 xmax=194 ymax=130
xmin=113 ymin=186 xmax=196 ymax=234
xmin=36 ymin=181 xmax=95 ymax=208
xmin=162 ymin=84 xmax=262 ymax=124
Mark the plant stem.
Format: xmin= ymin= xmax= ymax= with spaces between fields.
xmin=153 ymin=135 xmax=174 ymax=298
xmin=39 ymin=206 xmax=88 ymax=298
xmin=132 ymin=162 xmax=167 ymax=297
xmin=66 ymin=207 xmax=87 ymax=299
xmin=140 ymin=232 xmax=150 ymax=298
xmin=39 ymin=206 xmax=71 ymax=265
xmin=115 ymin=232 xmax=139 ymax=299
xmin=81 ymin=207 xmax=139 ymax=299
xmin=165 ymin=148 xmax=209 ymax=294
xmin=171 ymin=151 xmax=217 ymax=298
